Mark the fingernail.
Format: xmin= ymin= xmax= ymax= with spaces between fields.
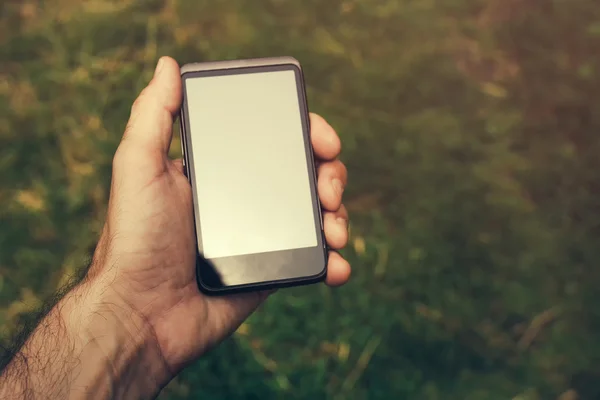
xmin=154 ymin=57 xmax=165 ymax=77
xmin=332 ymin=178 xmax=344 ymax=196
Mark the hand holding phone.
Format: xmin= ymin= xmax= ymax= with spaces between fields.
xmin=0 ymin=57 xmax=351 ymax=397
xmin=55 ymin=56 xmax=350 ymax=382
xmin=180 ymin=57 xmax=346 ymax=294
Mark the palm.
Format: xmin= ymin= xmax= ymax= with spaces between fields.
xmin=92 ymin=57 xmax=351 ymax=373
xmin=106 ymin=149 xmax=253 ymax=369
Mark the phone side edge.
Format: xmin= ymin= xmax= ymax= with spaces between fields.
xmin=178 ymin=73 xmax=209 ymax=289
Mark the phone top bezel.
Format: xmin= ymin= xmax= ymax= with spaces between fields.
xmin=179 ymin=57 xmax=327 ymax=295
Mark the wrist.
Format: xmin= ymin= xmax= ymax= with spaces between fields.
xmin=61 ymin=277 xmax=172 ymax=398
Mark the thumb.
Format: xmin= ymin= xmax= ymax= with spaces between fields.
xmin=120 ymin=56 xmax=182 ymax=155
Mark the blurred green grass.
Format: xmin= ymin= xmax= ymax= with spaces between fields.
xmin=2 ymin=0 xmax=600 ymax=398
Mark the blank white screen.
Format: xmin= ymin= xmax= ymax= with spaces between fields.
xmin=185 ymin=70 xmax=318 ymax=259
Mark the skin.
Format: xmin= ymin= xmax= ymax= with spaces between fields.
xmin=0 ymin=57 xmax=350 ymax=399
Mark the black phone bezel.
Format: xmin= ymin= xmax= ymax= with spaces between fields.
xmin=179 ymin=58 xmax=328 ymax=295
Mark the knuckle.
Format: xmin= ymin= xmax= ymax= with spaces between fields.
xmin=121 ymin=122 xmax=134 ymax=143
xmin=336 ymin=160 xmax=348 ymax=178
xmin=327 ymin=159 xmax=347 ymax=181
xmin=121 ymin=89 xmax=150 ymax=143
xmin=131 ymin=88 xmax=149 ymax=114
xmin=112 ymin=143 xmax=130 ymax=169
xmin=339 ymin=203 xmax=349 ymax=218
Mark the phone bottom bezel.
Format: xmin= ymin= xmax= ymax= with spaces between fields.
xmin=196 ymin=246 xmax=328 ymax=296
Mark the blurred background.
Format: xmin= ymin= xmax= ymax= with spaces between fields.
xmin=2 ymin=0 xmax=600 ymax=398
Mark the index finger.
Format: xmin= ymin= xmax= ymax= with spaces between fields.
xmin=310 ymin=113 xmax=341 ymax=160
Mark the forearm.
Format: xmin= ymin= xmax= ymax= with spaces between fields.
xmin=0 ymin=278 xmax=170 ymax=399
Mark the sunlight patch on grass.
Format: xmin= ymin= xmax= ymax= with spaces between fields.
xmin=481 ymin=82 xmax=508 ymax=98
xmin=15 ymin=190 xmax=46 ymax=212
xmin=8 ymin=81 xmax=38 ymax=116
xmin=236 ymin=322 xmax=251 ymax=336
xmin=352 ymin=236 xmax=366 ymax=255
xmin=4 ymin=288 xmax=42 ymax=321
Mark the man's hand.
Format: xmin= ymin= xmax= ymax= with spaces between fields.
xmin=95 ymin=56 xmax=350 ymax=370
xmin=0 ymin=57 xmax=350 ymax=399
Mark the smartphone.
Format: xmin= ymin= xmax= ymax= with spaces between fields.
xmin=179 ymin=57 xmax=327 ymax=295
